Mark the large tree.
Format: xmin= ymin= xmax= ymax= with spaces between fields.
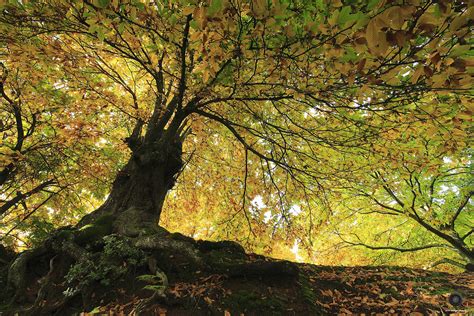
xmin=0 ymin=0 xmax=472 ymax=309
xmin=2 ymin=0 xmax=470 ymax=230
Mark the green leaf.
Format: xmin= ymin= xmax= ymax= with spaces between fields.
xmin=314 ymin=0 xmax=326 ymax=12
xmin=96 ymin=0 xmax=110 ymax=8
xmin=367 ymin=0 xmax=380 ymax=10
xmin=117 ymin=22 xmax=125 ymax=34
xmin=133 ymin=1 xmax=145 ymax=11
xmin=143 ymin=285 xmax=166 ymax=295
xmin=136 ymin=274 xmax=160 ymax=283
xmin=89 ymin=306 xmax=104 ymax=314
xmin=337 ymin=6 xmax=352 ymax=26
xmin=190 ymin=20 xmax=199 ymax=30
xmin=450 ymin=45 xmax=470 ymax=58
xmin=341 ymin=47 xmax=358 ymax=62
xmin=97 ymin=28 xmax=105 ymax=41
xmin=207 ymin=0 xmax=222 ymax=17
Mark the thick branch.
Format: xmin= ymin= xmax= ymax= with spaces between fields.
xmin=0 ymin=63 xmax=25 ymax=185
xmin=339 ymin=234 xmax=447 ymax=253
xmin=176 ymin=15 xmax=191 ymax=110
xmin=407 ymin=212 xmax=473 ymax=261
xmin=124 ymin=119 xmax=144 ymax=152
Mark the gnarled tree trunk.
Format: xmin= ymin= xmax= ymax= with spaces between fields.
xmin=5 ymin=119 xmax=190 ymax=308
xmin=78 ymin=119 xmax=185 ymax=235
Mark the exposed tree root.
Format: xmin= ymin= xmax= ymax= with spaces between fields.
xmin=132 ymin=292 xmax=168 ymax=315
xmin=2 ymin=225 xmax=302 ymax=315
xmin=135 ymin=233 xmax=206 ymax=268
xmin=6 ymin=228 xmax=94 ymax=314
xmin=30 ymin=255 xmax=58 ymax=312
xmin=26 ymin=255 xmax=76 ymax=316
xmin=8 ymin=244 xmax=49 ymax=303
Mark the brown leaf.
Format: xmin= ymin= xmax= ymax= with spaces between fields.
xmin=411 ymin=66 xmax=424 ymax=83
xmin=158 ymin=307 xmax=167 ymax=316
xmin=386 ymin=298 xmax=399 ymax=306
xmin=321 ymin=289 xmax=333 ymax=297
xmin=357 ymin=58 xmax=366 ymax=74
xmin=405 ymin=282 xmax=414 ymax=295
xmin=394 ymin=30 xmax=407 ymax=47
xmin=338 ymin=308 xmax=352 ymax=314
xmin=423 ymin=66 xmax=433 ymax=77
xmin=384 ymin=6 xmax=405 ymax=29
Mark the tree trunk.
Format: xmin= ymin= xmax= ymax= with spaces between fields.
xmin=78 ymin=133 xmax=183 ymax=235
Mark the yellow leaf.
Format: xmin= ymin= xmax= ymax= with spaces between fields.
xmin=252 ymin=0 xmax=267 ymax=18
xmin=182 ymin=6 xmax=195 ymax=15
xmin=384 ymin=6 xmax=405 ymax=29
xmin=431 ymin=74 xmax=446 ymax=88
xmin=450 ymin=45 xmax=470 ymax=58
xmin=190 ymin=33 xmax=201 ymax=44
xmin=449 ymin=15 xmax=468 ymax=32
xmin=366 ymin=17 xmax=388 ymax=56
xmin=150 ymin=54 xmax=158 ymax=66
xmin=203 ymin=69 xmax=210 ymax=83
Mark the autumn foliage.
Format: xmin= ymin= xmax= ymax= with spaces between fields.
xmin=0 ymin=0 xmax=472 ymax=312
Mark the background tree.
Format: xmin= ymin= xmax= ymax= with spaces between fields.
xmin=314 ymin=98 xmax=473 ymax=270
xmin=336 ymin=153 xmax=472 ymax=271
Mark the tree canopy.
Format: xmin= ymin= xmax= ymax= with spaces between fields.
xmin=0 ymin=0 xmax=472 ymax=271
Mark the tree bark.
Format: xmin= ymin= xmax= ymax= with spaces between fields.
xmin=78 ymin=132 xmax=183 ymax=233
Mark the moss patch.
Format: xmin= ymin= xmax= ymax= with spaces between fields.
xmin=223 ymin=290 xmax=286 ymax=314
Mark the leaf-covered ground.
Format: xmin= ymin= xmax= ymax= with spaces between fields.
xmin=90 ymin=266 xmax=473 ymax=315
xmin=1 ymin=233 xmax=472 ymax=315
xmin=82 ymin=252 xmax=473 ymax=315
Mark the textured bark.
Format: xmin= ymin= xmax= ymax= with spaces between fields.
xmin=78 ymin=135 xmax=183 ymax=231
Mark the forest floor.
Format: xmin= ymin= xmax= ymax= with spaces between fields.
xmin=0 ymin=231 xmax=473 ymax=315
xmin=77 ymin=265 xmax=474 ymax=315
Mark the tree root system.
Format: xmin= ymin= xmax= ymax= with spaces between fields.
xmin=0 ymin=227 xmax=472 ymax=315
